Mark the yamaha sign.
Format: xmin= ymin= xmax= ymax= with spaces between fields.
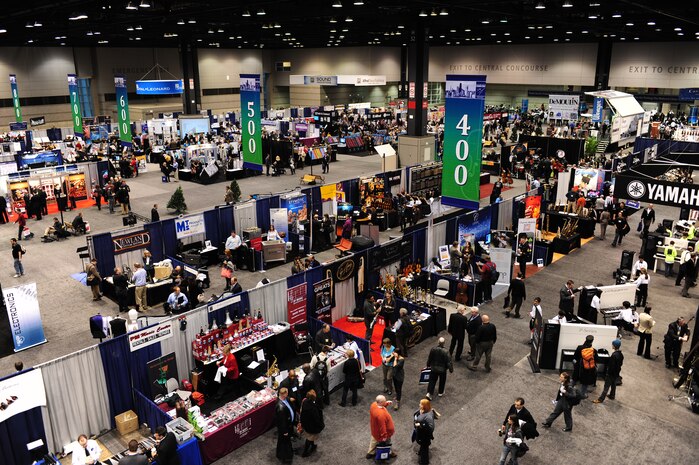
xmin=615 ymin=175 xmax=699 ymax=208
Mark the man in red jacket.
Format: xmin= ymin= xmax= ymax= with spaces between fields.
xmin=366 ymin=395 xmax=397 ymax=459
xmin=214 ymin=344 xmax=239 ymax=400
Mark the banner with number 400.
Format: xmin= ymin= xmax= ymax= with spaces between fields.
xmin=441 ymin=75 xmax=487 ymax=211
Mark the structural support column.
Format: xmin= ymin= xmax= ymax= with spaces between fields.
xmin=399 ymin=45 xmax=408 ymax=99
xmin=407 ymin=26 xmax=429 ymax=136
xmin=594 ymin=40 xmax=612 ymax=90
xmin=180 ymin=41 xmax=202 ymax=114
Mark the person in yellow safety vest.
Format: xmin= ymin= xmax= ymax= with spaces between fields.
xmin=687 ymin=223 xmax=695 ymax=241
xmin=664 ymin=241 xmax=677 ymax=278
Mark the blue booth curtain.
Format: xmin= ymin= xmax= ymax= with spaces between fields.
xmin=255 ymin=197 xmax=272 ymax=232
xmin=208 ymin=291 xmax=250 ymax=326
xmin=204 ymin=210 xmax=220 ymax=247
xmin=133 ymin=388 xmax=172 ymax=433
xmin=411 ymin=227 xmax=428 ymax=265
xmin=91 ymin=232 xmax=116 ymax=277
xmin=129 ymin=341 xmax=162 ymax=396
xmin=269 ymin=195 xmax=280 ymax=209
xmin=99 ymin=336 xmax=135 ymax=427
xmin=445 ymin=218 xmax=457 ymax=245
xmin=490 ymin=202 xmax=499 ymax=230
xmin=218 ymin=205 xmax=234 ymax=244
xmin=144 ymin=222 xmax=165 ymax=261
xmin=0 ymin=405 xmax=46 ymax=465
xmin=161 ymin=219 xmax=178 ymax=257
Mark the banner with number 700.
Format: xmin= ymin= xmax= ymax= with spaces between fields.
xmin=441 ymin=74 xmax=486 ymax=211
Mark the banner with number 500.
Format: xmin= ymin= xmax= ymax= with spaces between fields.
xmin=441 ymin=74 xmax=486 ymax=211
xmin=115 ymin=75 xmax=132 ymax=147
xmin=240 ymin=74 xmax=263 ymax=171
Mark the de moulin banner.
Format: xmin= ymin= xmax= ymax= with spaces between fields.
xmin=441 ymin=75 xmax=486 ymax=210
xmin=115 ymin=76 xmax=132 ymax=147
xmin=2 ymin=282 xmax=47 ymax=352
xmin=67 ymin=74 xmax=83 ymax=138
xmin=240 ymin=74 xmax=263 ymax=171
xmin=9 ymin=74 xmax=22 ymax=123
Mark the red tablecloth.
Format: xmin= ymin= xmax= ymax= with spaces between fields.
xmin=200 ymin=399 xmax=276 ymax=464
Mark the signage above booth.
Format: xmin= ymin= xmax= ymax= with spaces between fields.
xmin=615 ymin=175 xmax=699 ymax=209
xmin=679 ymin=88 xmax=699 ymax=101
xmin=290 ymin=75 xmax=386 ymax=87
xmin=303 ymin=75 xmax=338 ymax=86
xmin=135 ymin=79 xmax=185 ymax=95
xmin=175 ymin=213 xmax=206 ymax=239
xmin=112 ymin=230 xmax=151 ymax=254
xmin=9 ymin=122 xmax=27 ymax=131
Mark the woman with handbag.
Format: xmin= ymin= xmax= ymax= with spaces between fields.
xmin=221 ymin=249 xmax=234 ymax=291
xmin=299 ymin=389 xmax=325 ymax=457
xmin=391 ymin=348 xmax=405 ymax=411
xmin=498 ymin=414 xmax=524 ymax=465
xmin=413 ymin=398 xmax=435 ymax=465
xmin=86 ymin=259 xmax=102 ymax=301
xmin=339 ymin=349 xmax=362 ymax=407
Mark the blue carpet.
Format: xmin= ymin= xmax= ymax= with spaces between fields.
xmin=71 ymin=272 xmax=87 ymax=286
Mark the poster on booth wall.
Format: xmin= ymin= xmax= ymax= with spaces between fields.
xmin=175 ymin=213 xmax=205 ymax=239
xmin=572 ymin=168 xmax=604 ymax=193
xmin=517 ymin=218 xmax=537 ymax=265
xmin=334 ymin=183 xmax=346 ymax=203
xmin=240 ymin=74 xmax=263 ymax=171
xmin=0 ymin=368 xmax=47 ymax=422
xmin=2 ymin=283 xmax=47 ymax=352
xmin=441 ymin=75 xmax=486 ymax=210
xmin=287 ymin=283 xmax=308 ymax=336
xmin=146 ymin=352 xmax=179 ymax=399
xmin=271 ymin=208 xmax=289 ymax=242
xmin=457 ymin=207 xmax=492 ymax=248
xmin=313 ymin=279 xmax=333 ymax=324
xmin=489 ymin=247 xmax=512 ymax=286
xmin=285 ymin=195 xmax=308 ymax=224
xmin=320 ymin=184 xmax=336 ymax=202
xmin=524 ymin=195 xmax=541 ymax=219
xmin=128 ymin=322 xmax=173 ymax=352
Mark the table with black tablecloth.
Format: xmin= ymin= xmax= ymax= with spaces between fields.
xmin=102 ymin=277 xmax=173 ymax=308
xmin=426 ymin=272 xmax=483 ymax=306
xmin=200 ymin=398 xmax=276 ymax=464
xmin=369 ymin=290 xmax=446 ymax=347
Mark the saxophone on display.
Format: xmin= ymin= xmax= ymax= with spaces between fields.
xmin=267 ymin=356 xmax=280 ymax=389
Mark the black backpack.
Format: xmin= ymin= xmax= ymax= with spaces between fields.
xmin=567 ymin=387 xmax=582 ymax=406
xmin=315 ymin=357 xmax=328 ymax=379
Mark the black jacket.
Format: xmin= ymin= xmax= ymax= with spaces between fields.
xmin=275 ymin=399 xmax=296 ymax=436
xmin=302 ymin=369 xmax=322 ymax=398
xmin=607 ymin=350 xmax=624 ymax=379
xmin=508 ymin=278 xmax=526 ymax=301
xmin=475 ymin=322 xmax=497 ymax=344
xmin=664 ymin=321 xmax=690 ymax=344
xmin=300 ymin=398 xmax=325 ymax=434
xmin=503 ymin=405 xmax=536 ymax=427
xmin=279 ymin=377 xmax=301 ymax=409
xmin=230 ymin=282 xmax=243 ymax=294
xmin=559 ymin=286 xmax=576 ymax=313
xmin=426 ymin=346 xmax=453 ymax=374
xmin=447 ymin=313 xmax=467 ymax=339
xmin=155 ymin=432 xmax=180 ymax=465
xmin=466 ymin=313 xmax=482 ymax=336
xmin=343 ymin=357 xmax=362 ymax=384
xmin=314 ymin=329 xmax=333 ymax=352
xmin=641 ymin=208 xmax=655 ymax=223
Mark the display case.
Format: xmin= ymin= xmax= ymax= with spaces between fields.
xmin=408 ymin=162 xmax=443 ymax=197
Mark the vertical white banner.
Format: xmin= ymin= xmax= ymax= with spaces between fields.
xmin=489 ymin=247 xmax=513 ymax=285
xmin=0 ymin=369 xmax=47 ymax=422
xmin=517 ymin=218 xmax=537 ymax=265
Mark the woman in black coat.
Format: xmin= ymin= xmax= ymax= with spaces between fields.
xmin=112 ymin=266 xmax=129 ymax=312
xmin=339 ymin=349 xmax=362 ymax=407
xmin=299 ymin=389 xmax=325 ymax=457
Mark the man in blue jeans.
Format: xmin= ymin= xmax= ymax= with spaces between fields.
xmin=11 ymin=238 xmax=24 ymax=277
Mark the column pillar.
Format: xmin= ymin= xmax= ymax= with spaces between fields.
xmin=594 ymin=40 xmax=612 ymax=90
xmin=407 ymin=26 xmax=428 ymax=136
xmin=179 ymin=41 xmax=202 ymax=113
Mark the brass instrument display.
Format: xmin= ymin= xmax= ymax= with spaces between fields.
xmin=558 ymin=218 xmax=579 ymax=239
xmin=267 ymin=356 xmax=280 ymax=389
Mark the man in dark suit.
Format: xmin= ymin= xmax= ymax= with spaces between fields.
xmin=301 ymin=363 xmax=322 ymax=406
xmin=448 ymin=305 xmax=467 ymax=361
xmin=151 ymin=204 xmax=160 ymax=222
xmin=506 ymin=272 xmax=527 ymax=318
xmin=230 ymin=276 xmax=243 ymax=294
xmin=640 ymin=204 xmax=655 ymax=234
xmin=314 ymin=324 xmax=334 ymax=353
xmin=279 ymin=369 xmax=301 ymax=411
xmin=276 ymin=387 xmax=296 ymax=463
xmin=558 ymin=280 xmax=580 ymax=321
xmin=119 ymin=440 xmax=148 ymax=465
xmin=501 ymin=397 xmax=538 ymax=439
xmin=681 ymin=253 xmax=698 ymax=298
xmin=153 ymin=426 xmax=180 ymax=465
xmin=664 ymin=317 xmax=691 ymax=369
xmin=465 ymin=306 xmax=482 ymax=361
xmin=363 ymin=295 xmax=378 ymax=342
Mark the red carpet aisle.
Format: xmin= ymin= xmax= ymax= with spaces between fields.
xmin=7 ymin=198 xmax=98 ymax=222
xmin=479 ymin=183 xmax=512 ymax=200
xmin=333 ymin=316 xmax=387 ymax=367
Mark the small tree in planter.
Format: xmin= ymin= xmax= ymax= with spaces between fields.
xmin=584 ymin=136 xmax=599 ymax=162
xmin=229 ymin=180 xmax=242 ymax=204
xmin=167 ymin=186 xmax=187 ymax=214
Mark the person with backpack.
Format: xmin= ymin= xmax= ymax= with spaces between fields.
xmin=498 ymin=414 xmax=524 ymax=465
xmin=413 ymin=398 xmax=436 ymax=465
xmin=310 ymin=347 xmax=331 ymax=406
xmin=572 ymin=335 xmax=598 ymax=399
xmin=593 ymin=339 xmax=624 ymax=404
xmin=478 ymin=254 xmax=497 ymax=303
xmin=541 ymin=371 xmax=576 ymax=432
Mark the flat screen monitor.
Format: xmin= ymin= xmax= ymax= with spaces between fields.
xmin=179 ymin=117 xmax=211 ymax=137
xmin=485 ymin=233 xmax=492 ymax=245
xmin=337 ymin=202 xmax=353 ymax=217
xmin=340 ymin=137 xmax=346 ymax=144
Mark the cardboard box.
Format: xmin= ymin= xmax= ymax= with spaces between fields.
xmin=115 ymin=410 xmax=139 ymax=436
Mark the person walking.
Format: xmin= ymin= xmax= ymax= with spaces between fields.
xmin=515 ymin=236 xmax=530 ymax=278
xmin=593 ymin=339 xmax=624 ymax=404
xmin=299 ymin=389 xmax=324 ymax=457
xmin=447 ymin=305 xmax=467 ymax=361
xmin=558 ymin=280 xmax=579 ymax=321
xmin=465 ymin=307 xmax=482 ymax=360
xmin=275 ymin=387 xmax=296 ymax=464
xmin=636 ymin=307 xmax=655 ymax=359
xmin=10 ymin=238 xmax=25 ymax=278
xmin=610 ymin=212 xmax=630 ymax=247
xmin=598 ymin=209 xmax=611 ymax=240
xmin=380 ymin=338 xmax=395 ymax=396
xmin=467 ymin=314 xmax=497 ymax=373
xmin=425 ymin=337 xmax=453 ymax=399
xmin=393 ymin=308 xmax=412 ymax=357
xmin=92 ymin=183 xmax=102 ymax=211
xmin=15 ymin=209 xmax=27 ymax=241
xmin=542 ymin=372 xmax=575 ymax=432
xmin=634 ymin=268 xmax=650 ymax=307
xmin=505 ymin=272 xmax=526 ymax=318
xmin=391 ymin=348 xmax=405 ymax=411
xmin=529 ymin=297 xmax=543 ymax=343
xmin=366 ymin=395 xmax=397 ymax=460
xmin=85 ymin=259 xmax=102 ymax=301
xmin=498 ymin=414 xmax=524 ymax=465
xmin=413 ymin=398 xmax=436 ymax=465
xmin=339 ymin=349 xmax=362 ymax=407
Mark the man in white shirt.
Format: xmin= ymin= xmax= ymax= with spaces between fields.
xmin=225 ymin=230 xmax=242 ymax=251
xmin=165 ymin=286 xmax=189 ymax=314
xmin=551 ymin=310 xmax=567 ymax=324
xmin=72 ymin=434 xmax=102 ymax=465
xmin=529 ymin=297 xmax=543 ymax=343
xmin=131 ymin=263 xmax=148 ymax=311
xmin=676 ymin=246 xmax=694 ymax=286
xmin=612 ymin=301 xmax=639 ymax=334
xmin=631 ymin=257 xmax=648 ymax=278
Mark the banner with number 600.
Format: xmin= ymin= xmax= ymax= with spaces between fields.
xmin=441 ymin=74 xmax=486 ymax=211
xmin=115 ymin=75 xmax=132 ymax=147
xmin=240 ymin=74 xmax=263 ymax=171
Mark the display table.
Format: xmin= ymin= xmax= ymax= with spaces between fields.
xmin=103 ymin=436 xmax=202 ymax=465
xmin=424 ymin=271 xmax=483 ymax=306
xmin=369 ymin=290 xmax=446 ymax=347
xmin=102 ymin=277 xmax=173 ymax=308
xmin=200 ymin=397 xmax=276 ymax=464
xmin=544 ymin=211 xmax=596 ymax=239
xmin=226 ymin=168 xmax=245 ymax=180
xmin=479 ymin=172 xmax=491 ymax=185
xmin=552 ymin=234 xmax=581 ymax=255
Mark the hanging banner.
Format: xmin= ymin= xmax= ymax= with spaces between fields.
xmin=67 ymin=74 xmax=83 ymax=138
xmin=0 ymin=369 xmax=47 ymax=423
xmin=441 ymin=74 xmax=486 ymax=210
xmin=9 ymin=74 xmax=22 ymax=123
xmin=615 ymin=175 xmax=699 ymax=209
xmin=592 ymin=97 xmax=604 ymax=123
xmin=524 ymin=195 xmax=542 ymax=219
xmin=313 ymin=279 xmax=333 ymax=324
xmin=112 ymin=230 xmax=151 ymax=254
xmin=521 ymin=98 xmax=528 ymax=114
xmin=284 ymin=195 xmax=308 ymax=224
xmin=547 ymin=94 xmax=580 ymax=121
xmin=2 ymin=283 xmax=47 ymax=352
xmin=114 ymin=75 xmax=132 ymax=147
xmin=175 ymin=213 xmax=205 ymax=239
xmin=240 ymin=74 xmax=262 ymax=171
xmin=135 ymin=79 xmax=184 ymax=95
xmin=517 ymin=218 xmax=537 ymax=265
xmin=287 ymin=283 xmax=308 ymax=336
xmin=128 ymin=322 xmax=173 ymax=352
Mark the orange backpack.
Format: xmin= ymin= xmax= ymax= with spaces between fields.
xmin=581 ymin=347 xmax=595 ymax=370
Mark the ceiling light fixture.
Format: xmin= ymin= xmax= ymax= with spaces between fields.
xmin=481 ymin=19 xmax=490 ymax=24
xmin=430 ymin=9 xmax=438 ymax=16
xmin=588 ymin=14 xmax=598 ymax=19
xmin=674 ymin=27 xmax=682 ymax=31
xmin=274 ymin=22 xmax=281 ymax=28
xmin=69 ymin=13 xmax=88 ymax=20
xmin=34 ymin=21 xmax=42 ymax=27
xmin=126 ymin=2 xmax=137 ymax=10
xmin=25 ymin=22 xmax=33 ymax=28
xmin=439 ymin=8 xmax=449 ymax=15
xmin=562 ymin=1 xmax=573 ymax=7
xmin=329 ymin=17 xmax=337 ymax=23
xmin=500 ymin=18 xmax=508 ymax=23
xmin=242 ymin=10 xmax=251 ymax=17
xmin=127 ymin=26 xmax=134 ymax=31
xmin=177 ymin=19 xmax=185 ymax=25
xmin=345 ymin=16 xmax=353 ymax=22
xmin=419 ymin=10 xmax=427 ymax=17
xmin=208 ymin=29 xmax=214 ymax=34
xmin=257 ymin=9 xmax=266 ymax=15
xmin=353 ymin=0 xmax=364 ymax=4
xmin=647 ymin=21 xmax=655 ymax=25
xmin=535 ymin=2 xmax=546 ymax=10
xmin=139 ymin=1 xmax=151 ymax=7
xmin=612 ymin=13 xmax=622 ymax=18
xmin=188 ymin=19 xmax=196 ymax=23
xmin=332 ymin=0 xmax=342 ymax=7
xmin=135 ymin=25 xmax=142 ymax=30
